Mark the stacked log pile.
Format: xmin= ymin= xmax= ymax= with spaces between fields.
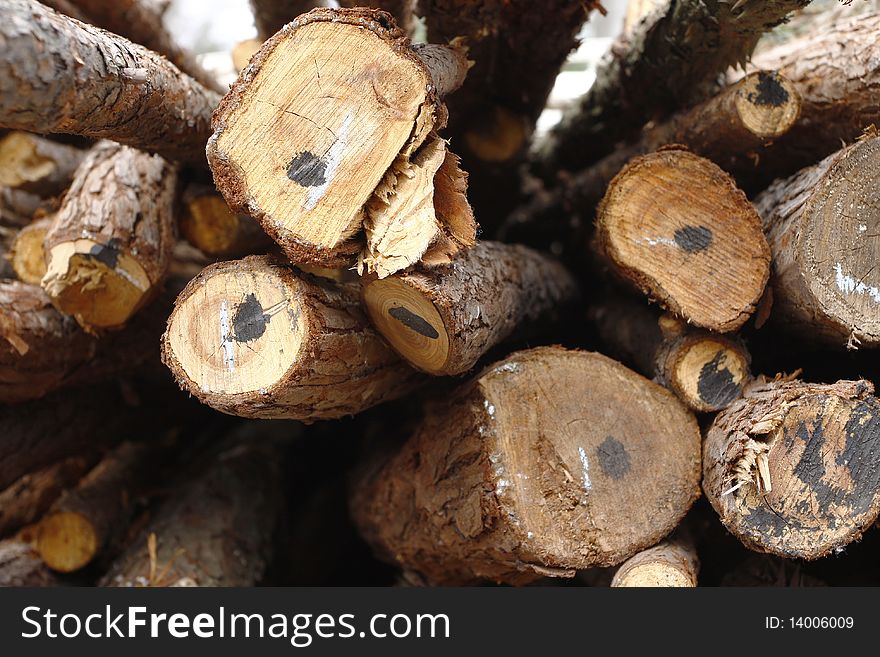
xmin=1 ymin=0 xmax=880 ymax=588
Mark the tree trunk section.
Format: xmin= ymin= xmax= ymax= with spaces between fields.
xmin=362 ymin=241 xmax=578 ymax=375
xmin=0 ymin=0 xmax=221 ymax=163
xmin=703 ymin=378 xmax=880 ymax=559
xmin=352 ymin=346 xmax=701 ymax=585
xmin=180 ymin=184 xmax=276 ymax=258
xmin=596 ymin=147 xmax=770 ymax=332
xmin=162 ymin=255 xmax=423 ymax=421
xmin=42 ymin=142 xmax=177 ymax=332
xmin=753 ymin=135 xmax=880 ymax=348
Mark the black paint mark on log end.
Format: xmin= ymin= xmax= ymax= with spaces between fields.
xmin=697 ymin=351 xmax=741 ymax=408
xmin=287 ymin=151 xmax=327 ymax=187
xmin=87 ymin=238 xmax=121 ymax=269
xmin=749 ymin=72 xmax=789 ymax=108
xmin=674 ymin=225 xmax=713 ymax=253
xmin=597 ymin=436 xmax=630 ymax=480
xmin=389 ymin=306 xmax=439 ymax=339
xmin=233 ymin=293 xmax=270 ymax=343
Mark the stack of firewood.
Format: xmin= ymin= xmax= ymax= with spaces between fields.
xmin=2 ymin=0 xmax=880 ymax=588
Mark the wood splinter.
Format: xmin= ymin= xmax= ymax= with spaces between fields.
xmin=596 ymin=147 xmax=770 ymax=332
xmin=703 ymin=378 xmax=880 ymax=559
xmin=209 ymin=7 xmax=473 ymax=272
xmin=162 ymin=255 xmax=422 ymax=421
xmin=41 ymin=142 xmax=177 ymax=332
xmin=363 ymin=241 xmax=578 ymax=375
xmin=353 ymin=346 xmax=701 ymax=585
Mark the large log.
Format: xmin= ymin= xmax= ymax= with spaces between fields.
xmin=101 ymin=426 xmax=290 ymax=587
xmin=362 ymin=241 xmax=577 ymax=375
xmin=0 ymin=0 xmax=221 ymax=163
xmin=589 ymin=297 xmax=752 ymax=412
xmin=753 ymin=135 xmax=880 ymax=348
xmin=596 ymin=147 xmax=770 ymax=332
xmin=208 ymin=8 xmax=472 ymax=270
xmin=703 ymin=378 xmax=880 ymax=559
xmin=42 ymin=142 xmax=177 ymax=331
xmin=162 ymin=256 xmax=422 ymax=421
xmin=533 ymin=0 xmax=810 ymax=178
xmin=352 ymin=346 xmax=701 ymax=585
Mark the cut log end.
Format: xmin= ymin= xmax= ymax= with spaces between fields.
xmin=667 ymin=336 xmax=751 ymax=412
xmin=34 ymin=511 xmax=98 ymax=573
xmin=9 ymin=218 xmax=49 ymax=285
xmin=462 ymin=106 xmax=529 ymax=163
xmin=362 ymin=276 xmax=450 ymax=374
xmin=165 ymin=263 xmax=304 ymax=397
xmin=704 ymin=379 xmax=880 ymax=559
xmin=43 ymin=239 xmax=151 ymax=330
xmin=181 ymin=194 xmax=242 ymax=256
xmin=734 ymin=71 xmax=801 ymax=140
xmin=597 ymin=148 xmax=770 ymax=332
xmin=611 ymin=539 xmax=699 ymax=587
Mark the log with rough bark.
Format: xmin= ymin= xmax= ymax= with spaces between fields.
xmin=0 ymin=455 xmax=97 ymax=539
xmin=0 ymin=539 xmax=59 ymax=587
xmin=589 ymin=297 xmax=752 ymax=412
xmin=362 ymin=241 xmax=578 ymax=375
xmin=0 ymin=132 xmax=85 ymax=197
xmin=42 ymin=142 xmax=177 ymax=331
xmin=508 ymin=70 xmax=801 ymax=239
xmin=753 ymin=134 xmax=880 ymax=348
xmin=34 ymin=440 xmax=171 ymax=573
xmin=208 ymin=7 xmax=473 ymax=271
xmin=533 ymin=0 xmax=810 ymax=178
xmin=416 ymin=0 xmax=598 ymax=225
xmin=596 ymin=147 xmax=770 ymax=332
xmin=611 ymin=534 xmax=699 ymax=587
xmin=162 ymin=255 xmax=422 ymax=421
xmin=9 ymin=217 xmax=50 ymax=285
xmin=352 ymin=346 xmax=701 ymax=585
xmin=179 ymin=184 xmax=276 ymax=259
xmin=101 ymin=427 xmax=290 ymax=587
xmin=65 ymin=0 xmax=223 ymax=92
xmin=0 ymin=0 xmax=221 ymax=163
xmin=703 ymin=378 xmax=880 ymax=559
xmin=734 ymin=11 xmax=880 ymax=190
xmin=249 ymin=0 xmax=322 ymax=40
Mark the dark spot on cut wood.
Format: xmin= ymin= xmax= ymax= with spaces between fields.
xmin=839 ymin=401 xmax=880 ymax=515
xmin=698 ymin=351 xmax=741 ymax=408
xmin=597 ymin=436 xmax=630 ymax=480
xmin=388 ymin=306 xmax=439 ymax=339
xmin=233 ymin=293 xmax=271 ymax=343
xmin=86 ymin=238 xmax=121 ymax=269
xmin=674 ymin=225 xmax=713 ymax=253
xmin=748 ymin=71 xmax=789 ymax=108
xmin=792 ymin=418 xmax=845 ymax=515
xmin=287 ymin=151 xmax=327 ymax=187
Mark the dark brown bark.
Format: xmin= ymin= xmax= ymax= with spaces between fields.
xmin=0 ymin=0 xmax=221 ymax=163
xmin=353 ymin=346 xmax=701 ymax=585
xmin=249 ymin=0 xmax=322 ymax=40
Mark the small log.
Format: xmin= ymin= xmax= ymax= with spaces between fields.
xmin=362 ymin=241 xmax=578 ymax=375
xmin=0 ymin=0 xmax=221 ymax=163
xmin=0 ymin=455 xmax=97 ymax=539
xmin=9 ymin=217 xmax=51 ymax=285
xmin=352 ymin=346 xmax=701 ymax=585
xmin=0 ymin=539 xmax=58 ymax=587
xmin=66 ymin=0 xmax=223 ymax=92
xmin=703 ymin=378 xmax=880 ymax=559
xmin=596 ymin=147 xmax=770 ymax=332
xmin=248 ymin=0 xmax=322 ymax=40
xmin=162 ymin=255 xmax=422 ymax=421
xmin=590 ymin=297 xmax=752 ymax=412
xmin=209 ymin=7 xmax=471 ymax=269
xmin=101 ymin=427 xmax=290 ymax=587
xmin=533 ymin=0 xmax=810 ymax=178
xmin=0 ymin=132 xmax=85 ymax=197
xmin=754 ymin=134 xmax=880 ymax=348
xmin=42 ymin=142 xmax=177 ymax=331
xmin=34 ymin=440 xmax=170 ymax=573
xmin=179 ymin=184 xmax=276 ymax=259
xmin=611 ymin=534 xmax=699 ymax=587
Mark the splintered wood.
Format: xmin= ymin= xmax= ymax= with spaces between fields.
xmin=209 ymin=8 xmax=474 ymax=273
